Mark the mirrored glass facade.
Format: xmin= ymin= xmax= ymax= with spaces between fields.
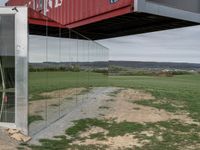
xmin=28 ymin=29 xmax=109 ymax=135
xmin=0 ymin=7 xmax=108 ymax=135
xmin=0 ymin=15 xmax=15 ymax=123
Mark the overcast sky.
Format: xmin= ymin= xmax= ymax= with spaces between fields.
xmin=0 ymin=0 xmax=6 ymax=6
xmin=29 ymin=26 xmax=200 ymax=64
xmin=99 ymin=25 xmax=200 ymax=63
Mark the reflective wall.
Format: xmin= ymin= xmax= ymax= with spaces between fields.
xmin=28 ymin=29 xmax=108 ymax=135
xmin=0 ymin=15 xmax=15 ymax=123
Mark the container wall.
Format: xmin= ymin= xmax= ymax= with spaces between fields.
xmin=28 ymin=28 xmax=109 ymax=136
xmin=46 ymin=0 xmax=133 ymax=26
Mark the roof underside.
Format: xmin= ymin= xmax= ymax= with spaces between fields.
xmin=29 ymin=12 xmax=199 ymax=40
xmin=73 ymin=12 xmax=199 ymax=40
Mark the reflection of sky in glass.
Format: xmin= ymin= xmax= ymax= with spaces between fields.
xmin=29 ymin=35 xmax=108 ymax=63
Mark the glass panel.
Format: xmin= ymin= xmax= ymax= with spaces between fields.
xmin=0 ymin=15 xmax=15 ymax=123
xmin=28 ymin=35 xmax=48 ymax=135
xmin=60 ymin=30 xmax=78 ymax=117
xmin=28 ymin=28 xmax=109 ymax=135
xmin=46 ymin=36 xmax=61 ymax=125
xmin=77 ymin=35 xmax=86 ymax=106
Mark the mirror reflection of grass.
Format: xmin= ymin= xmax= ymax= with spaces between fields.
xmin=28 ymin=115 xmax=44 ymax=125
xmin=29 ymin=71 xmax=107 ymax=101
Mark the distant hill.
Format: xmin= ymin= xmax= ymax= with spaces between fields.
xmin=29 ymin=61 xmax=200 ymax=70
xmin=109 ymin=61 xmax=200 ymax=70
xmin=29 ymin=61 xmax=108 ymax=69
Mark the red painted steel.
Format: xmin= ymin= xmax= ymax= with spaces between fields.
xmin=28 ymin=8 xmax=65 ymax=28
xmin=6 ymin=0 xmax=134 ymax=28
xmin=6 ymin=0 xmax=31 ymax=6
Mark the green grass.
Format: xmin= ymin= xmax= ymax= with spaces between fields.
xmin=28 ymin=119 xmax=145 ymax=150
xmin=134 ymin=99 xmax=179 ymax=112
xmin=89 ymin=132 xmax=106 ymax=140
xmin=99 ymin=106 xmax=110 ymax=109
xmin=28 ymin=115 xmax=44 ymax=125
xmin=66 ymin=118 xmax=145 ymax=137
xmin=65 ymin=119 xmax=108 ymax=137
xmin=29 ymin=71 xmax=107 ymax=100
xmin=135 ymin=120 xmax=200 ymax=150
xmin=109 ymin=74 xmax=200 ymax=121
xmin=28 ymin=118 xmax=200 ymax=150
xmin=27 ymin=72 xmax=200 ymax=149
xmin=29 ymin=72 xmax=200 ymax=120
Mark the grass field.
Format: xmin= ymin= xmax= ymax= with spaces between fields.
xmin=29 ymin=71 xmax=108 ymax=100
xmin=109 ymin=74 xmax=200 ymax=121
xmin=29 ymin=72 xmax=200 ymax=120
xmin=26 ymin=72 xmax=200 ymax=150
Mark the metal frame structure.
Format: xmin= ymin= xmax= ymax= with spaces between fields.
xmin=0 ymin=7 xmax=28 ymax=135
xmin=134 ymin=0 xmax=200 ymax=23
xmin=0 ymin=58 xmax=6 ymax=121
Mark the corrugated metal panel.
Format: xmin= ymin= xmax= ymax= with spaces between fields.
xmin=28 ymin=8 xmax=65 ymax=28
xmin=6 ymin=0 xmax=133 ymax=28
xmin=62 ymin=0 xmax=133 ymax=24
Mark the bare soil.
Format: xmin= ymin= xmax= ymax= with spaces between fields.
xmin=73 ymin=133 xmax=146 ymax=150
xmin=40 ymin=88 xmax=85 ymax=99
xmin=105 ymin=89 xmax=198 ymax=125
xmin=1 ymin=87 xmax=199 ymax=150
xmin=79 ymin=127 xmax=108 ymax=138
xmin=73 ymin=126 xmax=150 ymax=149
